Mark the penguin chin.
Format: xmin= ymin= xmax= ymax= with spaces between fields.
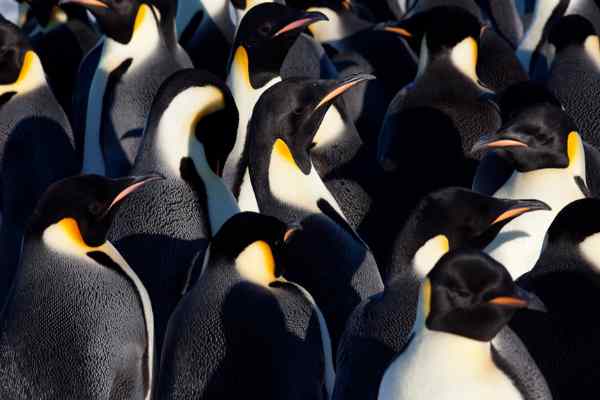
xmin=427 ymin=305 xmax=515 ymax=342
xmin=496 ymin=147 xmax=568 ymax=173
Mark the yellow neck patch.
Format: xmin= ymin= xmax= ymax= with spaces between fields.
xmin=190 ymin=87 xmax=226 ymax=132
xmin=54 ymin=218 xmax=104 ymax=252
xmin=567 ymin=131 xmax=580 ymax=166
xmin=273 ymin=138 xmax=301 ymax=171
xmin=422 ymin=278 xmax=432 ymax=318
xmin=235 ymin=240 xmax=277 ymax=286
xmin=232 ymin=46 xmax=251 ymax=87
xmin=16 ymin=51 xmax=35 ymax=85
xmin=133 ymin=3 xmax=151 ymax=34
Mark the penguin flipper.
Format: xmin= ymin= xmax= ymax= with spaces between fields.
xmin=491 ymin=326 xmax=553 ymax=400
xmin=584 ymin=143 xmax=600 ymax=198
xmin=472 ymin=151 xmax=515 ymax=196
xmin=71 ymin=39 xmax=103 ymax=157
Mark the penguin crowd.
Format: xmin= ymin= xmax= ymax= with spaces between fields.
xmin=1 ymin=0 xmax=600 ymax=399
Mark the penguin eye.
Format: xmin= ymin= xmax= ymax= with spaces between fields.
xmin=292 ymin=106 xmax=305 ymax=115
xmin=88 ymin=202 xmax=103 ymax=216
xmin=258 ymin=23 xmax=272 ymax=36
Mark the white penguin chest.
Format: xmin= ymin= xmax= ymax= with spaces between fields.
xmin=484 ymin=168 xmax=585 ymax=278
xmin=378 ymin=331 xmax=523 ymax=400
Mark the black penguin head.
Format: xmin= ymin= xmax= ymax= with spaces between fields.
xmin=17 ymin=0 xmax=60 ymax=27
xmin=61 ymin=0 xmax=157 ymax=44
xmin=0 ymin=16 xmax=33 ymax=85
xmin=546 ymin=198 xmax=600 ymax=246
xmin=285 ymin=0 xmax=353 ymax=12
xmin=207 ymin=212 xmax=293 ymax=283
xmin=28 ymin=174 xmax=162 ymax=248
xmin=472 ymin=81 xmax=583 ymax=172
xmin=230 ymin=3 xmax=328 ymax=88
xmin=402 ymin=187 xmax=550 ymax=277
xmin=379 ymin=6 xmax=481 ymax=60
xmin=249 ymin=74 xmax=374 ymax=174
xmin=549 ymin=14 xmax=597 ymax=52
xmin=424 ymin=249 xmax=541 ymax=342
xmin=146 ymin=69 xmax=239 ymax=177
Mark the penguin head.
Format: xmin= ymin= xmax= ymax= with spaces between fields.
xmin=472 ymin=81 xmax=585 ymax=173
xmin=0 ymin=15 xmax=34 ymax=85
xmin=61 ymin=0 xmax=159 ymax=44
xmin=17 ymin=0 xmax=61 ymax=27
xmin=379 ymin=6 xmax=483 ymax=81
xmin=230 ymin=3 xmax=328 ymax=88
xmin=29 ymin=174 xmax=162 ymax=250
xmin=549 ymin=15 xmax=597 ymax=52
xmin=402 ymin=187 xmax=550 ymax=278
xmin=423 ymin=249 xmax=542 ymax=342
xmin=249 ymin=73 xmax=374 ymax=174
xmin=207 ymin=212 xmax=292 ymax=285
xmin=145 ymin=69 xmax=239 ymax=177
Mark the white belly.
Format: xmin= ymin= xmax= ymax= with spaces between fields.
xmin=378 ymin=331 xmax=523 ymax=400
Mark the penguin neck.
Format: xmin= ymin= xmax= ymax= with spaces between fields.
xmin=82 ymin=3 xmax=164 ymax=176
xmin=146 ymin=85 xmax=239 ymax=234
xmin=0 ymin=51 xmax=46 ymax=97
xmin=584 ymin=35 xmax=600 ymax=70
xmin=306 ymin=7 xmax=371 ymax=43
xmin=41 ymin=218 xmax=155 ymax=400
xmin=516 ymin=0 xmax=563 ymax=72
xmin=262 ymin=137 xmax=347 ymax=221
xmin=411 ymin=235 xmax=449 ymax=280
xmin=223 ymin=46 xmax=281 ymax=193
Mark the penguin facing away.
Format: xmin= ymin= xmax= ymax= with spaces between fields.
xmin=547 ymin=14 xmax=600 ymax=150
xmin=175 ymin=0 xmax=233 ymax=78
xmin=247 ymin=74 xmax=372 ymax=228
xmin=0 ymin=174 xmax=160 ymax=400
xmin=511 ymin=198 xmax=600 ymax=399
xmin=157 ymin=212 xmax=334 ymax=399
xmin=69 ymin=0 xmax=192 ymax=178
xmin=108 ymin=69 xmax=240 ymax=349
xmin=333 ymin=187 xmax=550 ymax=400
xmin=20 ymin=0 xmax=99 ymax=123
xmin=378 ymin=249 xmax=548 ymax=400
xmin=223 ymin=3 xmax=328 ymax=212
xmin=0 ymin=18 xmax=79 ymax=307
xmin=472 ymin=81 xmax=591 ymax=279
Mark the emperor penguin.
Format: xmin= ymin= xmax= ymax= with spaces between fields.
xmin=0 ymin=18 xmax=79 ymax=306
xmin=516 ymin=0 xmax=600 ymax=79
xmin=287 ymin=0 xmax=418 ymax=139
xmin=282 ymin=213 xmax=384 ymax=358
xmin=378 ymin=249 xmax=549 ymax=400
xmin=18 ymin=0 xmax=99 ymax=120
xmin=157 ymin=212 xmax=335 ymax=399
xmin=223 ymin=3 xmax=327 ymax=211
xmin=510 ymin=198 xmax=600 ymax=399
xmin=472 ymin=81 xmax=593 ymax=279
xmin=175 ymin=0 xmax=234 ymax=78
xmin=69 ymin=0 xmax=192 ymax=178
xmin=371 ymin=6 xmax=501 ymax=264
xmin=247 ymin=74 xmax=373 ymax=230
xmin=0 ymin=174 xmax=160 ymax=399
xmin=547 ymin=14 xmax=600 ymax=149
xmin=108 ymin=69 xmax=240 ymax=349
xmin=334 ymin=187 xmax=549 ymax=400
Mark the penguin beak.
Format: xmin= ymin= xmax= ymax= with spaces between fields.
xmin=471 ymin=131 xmax=530 ymax=155
xmin=284 ymin=224 xmax=302 ymax=243
xmin=314 ymin=73 xmax=376 ymax=111
xmin=59 ymin=0 xmax=108 ymax=9
xmin=104 ymin=175 xmax=164 ymax=216
xmin=489 ymin=286 xmax=547 ymax=312
xmin=273 ymin=11 xmax=329 ymax=38
xmin=491 ymin=199 xmax=551 ymax=225
xmin=375 ymin=21 xmax=413 ymax=38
